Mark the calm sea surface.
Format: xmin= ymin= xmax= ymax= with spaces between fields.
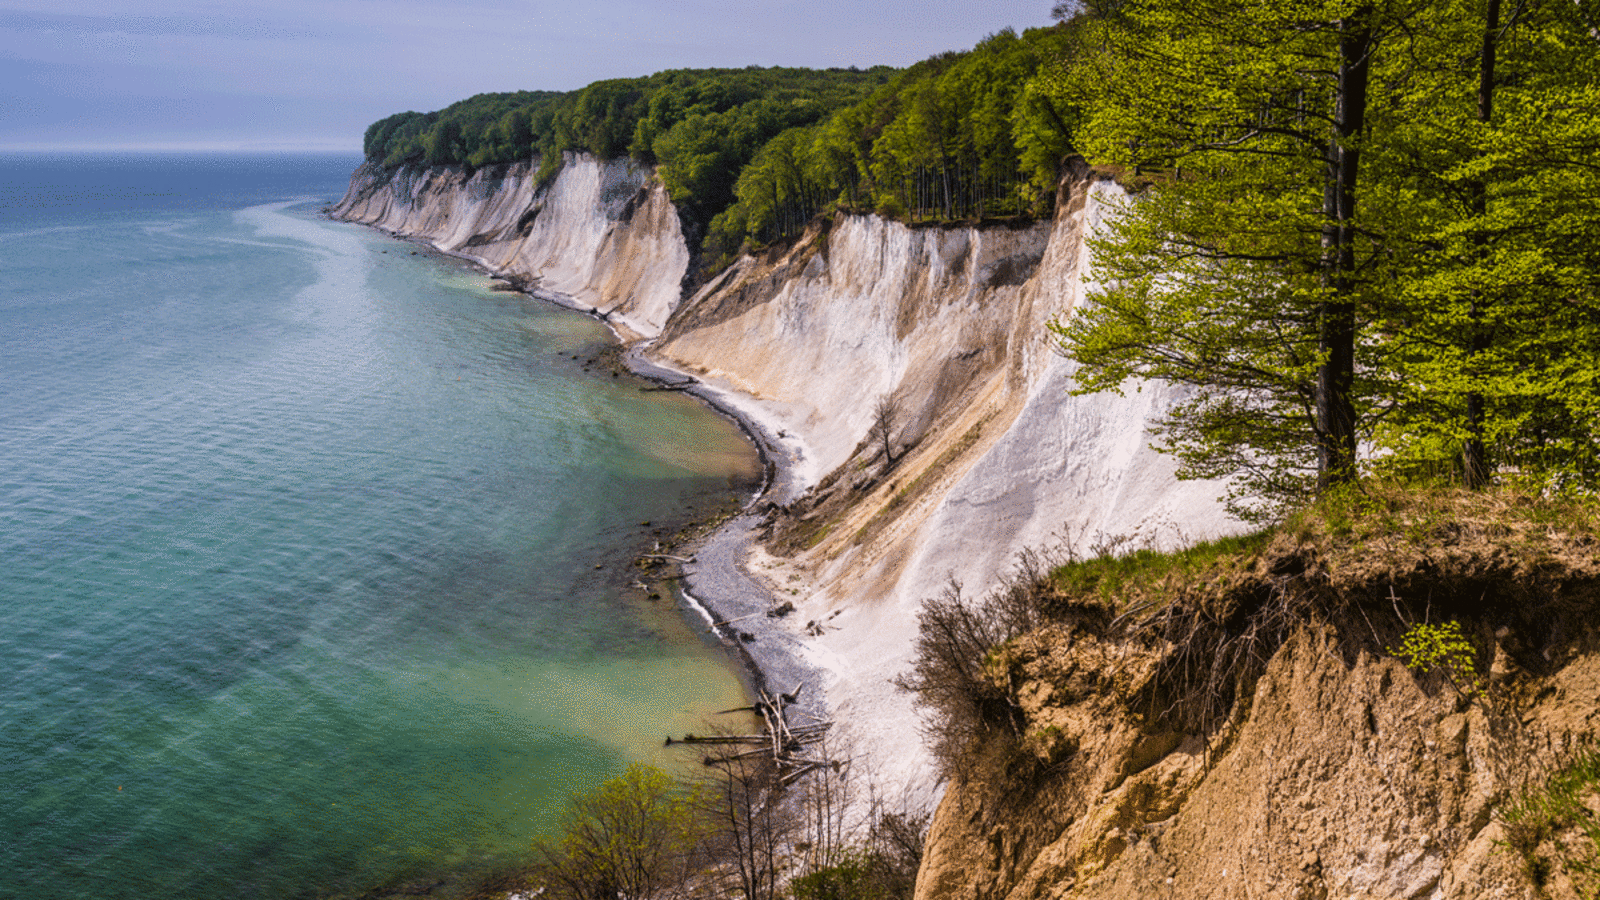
xmin=0 ymin=153 xmax=757 ymax=898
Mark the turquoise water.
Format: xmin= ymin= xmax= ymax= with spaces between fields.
xmin=0 ymin=153 xmax=756 ymax=898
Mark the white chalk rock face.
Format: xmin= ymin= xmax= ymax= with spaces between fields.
xmin=332 ymin=154 xmax=687 ymax=339
xmin=656 ymin=214 xmax=1054 ymax=487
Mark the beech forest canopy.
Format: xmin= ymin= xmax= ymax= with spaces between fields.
xmin=359 ymin=25 xmax=1079 ymax=260
xmin=1050 ymin=0 xmax=1600 ymax=516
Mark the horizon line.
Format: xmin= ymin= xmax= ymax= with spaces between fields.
xmin=0 ymin=142 xmax=363 ymax=155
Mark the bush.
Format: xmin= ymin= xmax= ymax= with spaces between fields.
xmin=791 ymin=854 xmax=873 ymax=900
xmin=895 ymin=578 xmax=1037 ymax=779
xmin=1389 ymin=620 xmax=1484 ymax=698
xmin=535 ymin=764 xmax=706 ymax=900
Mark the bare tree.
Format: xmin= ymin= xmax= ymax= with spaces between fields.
xmin=869 ymin=394 xmax=901 ymax=468
xmin=702 ymin=753 xmax=789 ymax=900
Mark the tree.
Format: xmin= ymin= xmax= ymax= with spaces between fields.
xmin=869 ymin=394 xmax=902 ymax=468
xmin=702 ymin=753 xmax=789 ymax=900
xmin=1050 ymin=0 xmax=1406 ymax=516
xmin=1367 ymin=0 xmax=1600 ymax=490
xmin=1055 ymin=0 xmax=1600 ymax=510
xmin=536 ymin=764 xmax=705 ymax=900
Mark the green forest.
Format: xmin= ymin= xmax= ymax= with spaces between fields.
xmin=1050 ymin=0 xmax=1600 ymax=515
xmin=360 ymin=25 xmax=1079 ymax=264
xmin=360 ymin=0 xmax=1599 ymax=511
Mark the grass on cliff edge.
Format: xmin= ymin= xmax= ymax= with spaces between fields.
xmin=1039 ymin=480 xmax=1600 ymax=620
xmin=902 ymin=479 xmax=1600 ymax=780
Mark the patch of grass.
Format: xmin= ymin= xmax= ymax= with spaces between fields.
xmin=1283 ymin=479 xmax=1599 ymax=561
xmin=1044 ymin=530 xmax=1272 ymax=610
xmin=1500 ymin=749 xmax=1600 ymax=891
xmin=797 ymin=519 xmax=834 ymax=551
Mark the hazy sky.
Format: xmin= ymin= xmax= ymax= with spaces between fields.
xmin=1 ymin=0 xmax=1054 ymax=152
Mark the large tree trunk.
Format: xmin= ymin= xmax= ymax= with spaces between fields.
xmin=1463 ymin=0 xmax=1502 ymax=489
xmin=1316 ymin=8 xmax=1374 ymax=491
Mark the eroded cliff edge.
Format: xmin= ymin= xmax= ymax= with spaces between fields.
xmin=914 ymin=491 xmax=1600 ymax=900
xmin=330 ymin=153 xmax=1240 ymax=801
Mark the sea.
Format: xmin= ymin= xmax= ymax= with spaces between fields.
xmin=0 ymin=152 xmax=759 ymax=899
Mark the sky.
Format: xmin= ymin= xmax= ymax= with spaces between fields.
xmin=0 ymin=0 xmax=1055 ymax=153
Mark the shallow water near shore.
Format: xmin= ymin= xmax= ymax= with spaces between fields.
xmin=0 ymin=153 xmax=757 ymax=898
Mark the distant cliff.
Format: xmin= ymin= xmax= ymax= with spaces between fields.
xmin=333 ymin=155 xmax=687 ymax=340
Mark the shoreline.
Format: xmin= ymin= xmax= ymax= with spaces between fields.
xmin=334 ymin=214 xmax=832 ymax=734
xmin=598 ymin=312 xmax=832 ymax=729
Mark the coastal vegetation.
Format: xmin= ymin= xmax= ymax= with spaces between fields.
xmin=358 ymin=25 xmax=1080 ymax=268
xmin=467 ymin=758 xmax=926 ymax=900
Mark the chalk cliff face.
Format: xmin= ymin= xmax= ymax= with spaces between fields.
xmin=653 ymin=164 xmax=1240 ymax=793
xmin=332 ymin=154 xmax=688 ymax=339
xmin=329 ymin=152 xmax=1241 ymax=793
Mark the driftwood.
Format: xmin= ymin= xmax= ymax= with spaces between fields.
xmin=707 ymin=611 xmax=766 ymax=631
xmin=666 ymin=734 xmax=770 ymax=746
xmin=667 ymin=682 xmax=833 ymax=783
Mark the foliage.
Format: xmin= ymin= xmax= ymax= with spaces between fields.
xmin=1050 ymin=0 xmax=1600 ymax=511
xmin=894 ymin=557 xmax=1060 ymax=779
xmin=1367 ymin=0 xmax=1600 ymax=491
xmin=360 ymin=28 xmax=1089 ymax=268
xmin=1389 ymin=620 xmax=1485 ymax=698
xmin=360 ymin=68 xmax=894 ymax=247
xmin=534 ymin=764 xmax=705 ymax=900
xmin=705 ymin=24 xmax=1083 ymax=262
xmin=357 ymin=0 xmax=1600 ymax=510
xmin=1049 ymin=0 xmax=1402 ymax=516
xmin=791 ymin=854 xmax=875 ymax=900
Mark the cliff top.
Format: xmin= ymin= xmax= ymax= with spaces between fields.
xmin=910 ymin=483 xmax=1600 ymax=899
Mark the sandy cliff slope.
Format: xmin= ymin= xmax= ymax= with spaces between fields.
xmin=913 ymin=497 xmax=1600 ymax=900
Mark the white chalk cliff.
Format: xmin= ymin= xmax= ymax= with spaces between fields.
xmin=331 ymin=152 xmax=1242 ymax=795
